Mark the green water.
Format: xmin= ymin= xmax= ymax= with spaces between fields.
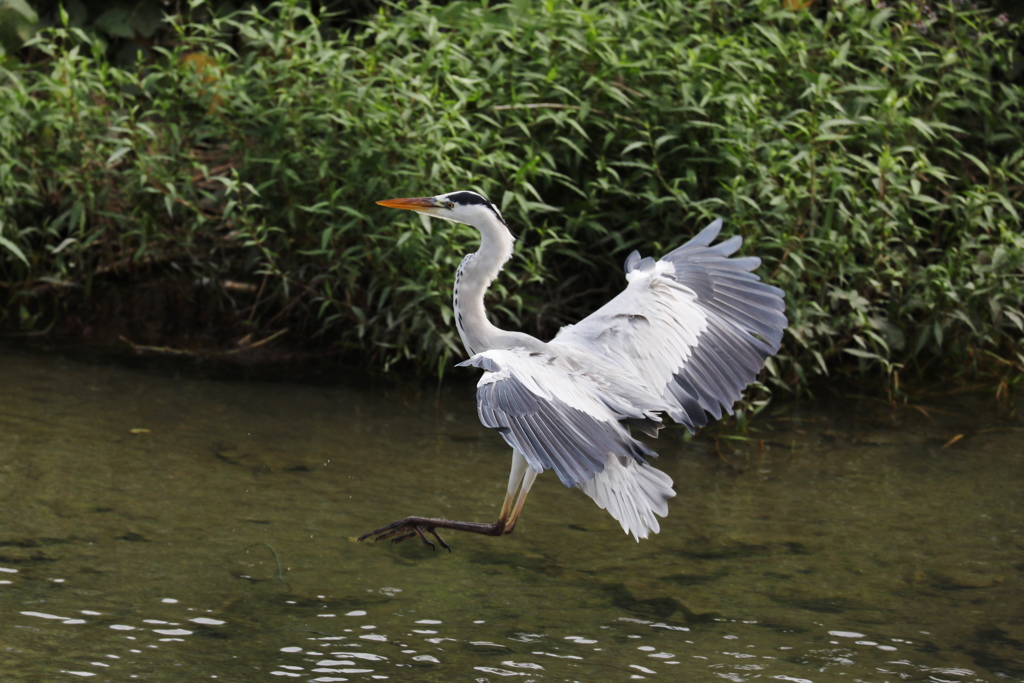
xmin=1 ymin=345 xmax=1021 ymax=681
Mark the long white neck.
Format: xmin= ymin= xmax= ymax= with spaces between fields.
xmin=453 ymin=213 xmax=516 ymax=356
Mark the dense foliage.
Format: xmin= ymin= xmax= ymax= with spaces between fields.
xmin=1 ymin=0 xmax=1022 ymax=396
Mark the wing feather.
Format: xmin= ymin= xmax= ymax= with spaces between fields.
xmin=551 ymin=219 xmax=787 ymax=430
xmin=459 ymin=348 xmax=675 ymax=540
xmin=461 ymin=349 xmax=657 ymax=488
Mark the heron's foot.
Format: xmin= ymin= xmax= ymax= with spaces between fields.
xmin=358 ymin=518 xmax=452 ymax=552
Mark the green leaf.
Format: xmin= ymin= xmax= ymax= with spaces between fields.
xmin=0 ymin=0 xmax=38 ymax=52
xmin=843 ymin=348 xmax=883 ymax=361
xmin=907 ymin=117 xmax=936 ymax=140
xmin=0 ymin=220 xmax=28 ymax=267
xmin=94 ymin=7 xmax=135 ymax=39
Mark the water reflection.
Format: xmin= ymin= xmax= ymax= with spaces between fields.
xmin=0 ymin=345 xmax=1021 ymax=681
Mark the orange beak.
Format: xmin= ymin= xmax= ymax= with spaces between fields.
xmin=376 ymin=197 xmax=439 ymax=214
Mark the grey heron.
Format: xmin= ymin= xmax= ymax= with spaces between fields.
xmin=359 ymin=191 xmax=787 ymax=550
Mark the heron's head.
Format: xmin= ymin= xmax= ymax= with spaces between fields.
xmin=377 ymin=191 xmax=506 ymax=229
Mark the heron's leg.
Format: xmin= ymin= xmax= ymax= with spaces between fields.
xmin=502 ymin=451 xmax=538 ymax=534
xmin=498 ymin=450 xmax=530 ymax=522
xmin=357 ymin=451 xmax=538 ymax=551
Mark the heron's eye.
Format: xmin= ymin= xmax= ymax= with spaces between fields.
xmin=445 ymin=201 xmax=455 ymax=210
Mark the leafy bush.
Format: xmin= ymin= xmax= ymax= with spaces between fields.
xmin=0 ymin=0 xmax=1021 ymax=395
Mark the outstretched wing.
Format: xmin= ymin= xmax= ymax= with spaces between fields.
xmin=457 ymin=348 xmax=675 ymax=540
xmin=550 ymin=219 xmax=787 ymax=432
xmin=456 ymin=219 xmax=784 ymax=540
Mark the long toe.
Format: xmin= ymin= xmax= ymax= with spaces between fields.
xmin=358 ymin=518 xmax=413 ymax=543
xmin=422 ymin=527 xmax=451 ymax=552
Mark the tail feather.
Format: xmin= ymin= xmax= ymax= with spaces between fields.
xmin=577 ymin=456 xmax=676 ymax=541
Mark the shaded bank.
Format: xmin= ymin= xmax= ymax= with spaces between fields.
xmin=1 ymin=0 xmax=1021 ymax=396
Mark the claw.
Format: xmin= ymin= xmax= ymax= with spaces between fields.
xmin=421 ymin=527 xmax=451 ymax=552
xmin=357 ymin=518 xmax=452 ymax=552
